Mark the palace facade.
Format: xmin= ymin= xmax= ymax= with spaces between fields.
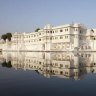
xmin=1 ymin=23 xmax=96 ymax=51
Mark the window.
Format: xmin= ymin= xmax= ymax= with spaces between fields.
xmin=65 ymin=72 xmax=68 ymax=75
xmin=76 ymin=28 xmax=78 ymax=31
xmin=50 ymin=37 xmax=52 ymax=40
xmin=85 ymin=46 xmax=87 ymax=49
xmin=81 ymin=46 xmax=83 ymax=49
xmin=60 ymin=29 xmax=63 ymax=32
xmin=60 ymin=64 xmax=63 ymax=67
xmin=52 ymin=37 xmax=54 ymax=40
xmin=55 ymin=30 xmax=57 ymax=33
xmin=88 ymin=46 xmax=91 ymax=49
xmin=80 ymin=30 xmax=82 ymax=33
xmin=91 ymin=29 xmax=94 ymax=33
xmin=60 ymin=71 xmax=63 ymax=74
xmin=39 ymin=39 xmax=41 ymax=41
xmin=60 ymin=36 xmax=63 ymax=39
xmin=47 ymin=37 xmax=50 ymax=40
xmin=65 ymin=65 xmax=68 ymax=68
xmin=55 ymin=37 xmax=58 ymax=39
xmin=80 ymin=37 xmax=82 ymax=40
xmin=75 ymin=72 xmax=78 ymax=76
xmin=81 ymin=54 xmax=83 ymax=57
xmin=55 ymin=63 xmax=58 ymax=66
xmin=65 ymin=29 xmax=68 ymax=31
xmin=65 ymin=36 xmax=68 ymax=38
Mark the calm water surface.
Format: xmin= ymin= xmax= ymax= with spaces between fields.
xmin=0 ymin=52 xmax=96 ymax=96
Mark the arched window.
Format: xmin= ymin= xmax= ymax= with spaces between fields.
xmin=60 ymin=29 xmax=63 ymax=32
xmin=60 ymin=71 xmax=63 ymax=74
xmin=39 ymin=39 xmax=41 ymax=41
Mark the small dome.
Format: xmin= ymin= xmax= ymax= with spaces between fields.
xmin=44 ymin=24 xmax=52 ymax=29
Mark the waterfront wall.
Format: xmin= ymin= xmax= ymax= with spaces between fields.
xmin=1 ymin=23 xmax=96 ymax=52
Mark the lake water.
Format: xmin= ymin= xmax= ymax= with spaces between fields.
xmin=0 ymin=52 xmax=96 ymax=96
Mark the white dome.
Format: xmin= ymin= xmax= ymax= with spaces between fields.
xmin=44 ymin=24 xmax=52 ymax=29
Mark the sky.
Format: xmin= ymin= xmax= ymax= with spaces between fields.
xmin=0 ymin=0 xmax=96 ymax=34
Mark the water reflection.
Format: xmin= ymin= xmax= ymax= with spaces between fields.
xmin=0 ymin=52 xmax=96 ymax=80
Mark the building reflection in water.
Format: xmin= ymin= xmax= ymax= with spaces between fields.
xmin=0 ymin=52 xmax=96 ymax=80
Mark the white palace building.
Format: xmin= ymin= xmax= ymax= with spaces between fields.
xmin=0 ymin=23 xmax=96 ymax=52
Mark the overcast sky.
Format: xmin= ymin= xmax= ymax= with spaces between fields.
xmin=0 ymin=0 xmax=96 ymax=34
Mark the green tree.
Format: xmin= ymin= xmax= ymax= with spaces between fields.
xmin=35 ymin=28 xmax=40 ymax=32
xmin=6 ymin=33 xmax=12 ymax=41
xmin=1 ymin=34 xmax=7 ymax=41
xmin=1 ymin=33 xmax=12 ymax=41
xmin=2 ymin=61 xmax=12 ymax=68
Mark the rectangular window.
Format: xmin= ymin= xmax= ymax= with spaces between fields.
xmin=65 ymin=36 xmax=68 ymax=38
xmin=55 ymin=37 xmax=58 ymax=39
xmin=65 ymin=65 xmax=69 ymax=68
xmin=60 ymin=36 xmax=63 ymax=39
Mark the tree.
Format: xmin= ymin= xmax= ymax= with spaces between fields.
xmin=1 ymin=33 xmax=12 ymax=41
xmin=1 ymin=34 xmax=7 ymax=41
xmin=35 ymin=28 xmax=40 ymax=32
xmin=2 ymin=61 xmax=12 ymax=68
xmin=6 ymin=33 xmax=12 ymax=41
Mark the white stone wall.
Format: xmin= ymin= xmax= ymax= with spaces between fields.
xmin=1 ymin=23 xmax=96 ymax=51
